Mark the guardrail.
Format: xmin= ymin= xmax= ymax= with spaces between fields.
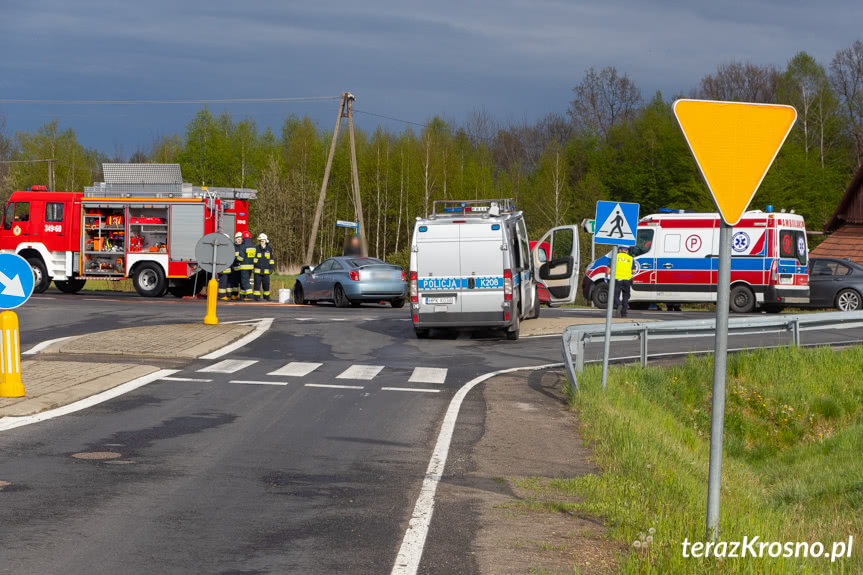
xmin=561 ymin=311 xmax=863 ymax=391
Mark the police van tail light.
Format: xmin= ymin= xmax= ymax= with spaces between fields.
xmin=410 ymin=271 xmax=418 ymax=303
xmin=770 ymin=259 xmax=778 ymax=283
xmin=503 ymin=269 xmax=513 ymax=301
xmin=349 ymin=270 xmax=360 ymax=281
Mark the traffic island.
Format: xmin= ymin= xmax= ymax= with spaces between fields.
xmin=522 ymin=316 xmax=651 ymax=337
xmin=0 ymin=361 xmax=159 ymax=417
xmin=39 ymin=323 xmax=254 ymax=359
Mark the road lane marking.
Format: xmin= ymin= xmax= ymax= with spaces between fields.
xmin=23 ymin=335 xmax=78 ymax=355
xmin=391 ymin=362 xmax=563 ymax=575
xmin=230 ymin=380 xmax=289 ymax=386
xmin=408 ymin=367 xmax=448 ymax=384
xmin=160 ymin=377 xmax=213 ymax=382
xmin=305 ymin=383 xmax=364 ymax=390
xmin=198 ymin=359 xmax=258 ymax=373
xmin=337 ymin=365 xmax=384 ymax=380
xmin=268 ymin=362 xmax=323 ymax=377
xmin=200 ymin=318 xmax=274 ymax=360
xmin=0 ymin=369 xmax=179 ymax=433
xmin=381 ymin=387 xmax=441 ymax=393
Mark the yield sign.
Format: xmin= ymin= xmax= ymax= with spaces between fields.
xmin=673 ymin=99 xmax=797 ymax=226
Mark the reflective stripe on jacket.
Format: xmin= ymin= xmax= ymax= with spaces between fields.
xmin=253 ymin=242 xmax=275 ymax=275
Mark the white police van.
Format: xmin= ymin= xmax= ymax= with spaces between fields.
xmin=409 ymin=199 xmax=580 ymax=339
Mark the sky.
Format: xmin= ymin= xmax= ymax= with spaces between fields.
xmin=1 ymin=0 xmax=862 ymax=155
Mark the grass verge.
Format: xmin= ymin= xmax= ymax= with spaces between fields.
xmin=75 ymin=274 xmax=298 ymax=294
xmin=556 ymin=346 xmax=862 ymax=574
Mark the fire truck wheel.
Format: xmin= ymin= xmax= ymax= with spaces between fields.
xmin=729 ymin=284 xmax=756 ymax=314
xmin=27 ymin=257 xmax=51 ymax=294
xmin=133 ymin=263 xmax=167 ymax=298
xmin=591 ymin=282 xmax=609 ymax=309
xmin=54 ymin=279 xmax=86 ymax=294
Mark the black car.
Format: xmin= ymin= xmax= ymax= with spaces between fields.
xmin=806 ymin=257 xmax=863 ymax=311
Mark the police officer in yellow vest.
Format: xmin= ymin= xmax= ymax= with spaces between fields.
xmin=613 ymin=246 xmax=634 ymax=318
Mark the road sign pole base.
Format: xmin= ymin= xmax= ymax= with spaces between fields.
xmin=203 ymin=278 xmax=219 ymax=326
xmin=0 ymin=311 xmax=24 ymax=397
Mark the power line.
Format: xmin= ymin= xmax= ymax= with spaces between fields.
xmin=0 ymin=96 xmax=342 ymax=105
xmin=354 ymin=109 xmax=497 ymax=144
xmin=0 ymin=158 xmax=55 ymax=164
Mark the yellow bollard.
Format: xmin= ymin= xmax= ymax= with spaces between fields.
xmin=203 ymin=278 xmax=219 ymax=325
xmin=0 ymin=310 xmax=24 ymax=397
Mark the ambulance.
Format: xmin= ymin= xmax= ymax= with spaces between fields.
xmin=581 ymin=208 xmax=809 ymax=313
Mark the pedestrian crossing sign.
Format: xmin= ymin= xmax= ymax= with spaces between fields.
xmin=594 ymin=201 xmax=639 ymax=246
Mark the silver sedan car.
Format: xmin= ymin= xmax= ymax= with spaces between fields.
xmin=293 ymin=256 xmax=408 ymax=308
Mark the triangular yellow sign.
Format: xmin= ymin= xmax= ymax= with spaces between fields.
xmin=673 ymin=99 xmax=797 ymax=226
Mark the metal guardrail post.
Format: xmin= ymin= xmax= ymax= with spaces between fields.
xmin=576 ymin=333 xmax=585 ymax=373
xmin=792 ymin=318 xmax=801 ymax=347
xmin=561 ymin=329 xmax=578 ymax=393
xmin=640 ymin=325 xmax=649 ymax=368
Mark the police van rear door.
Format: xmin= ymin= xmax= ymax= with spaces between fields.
xmin=531 ymin=225 xmax=580 ymax=305
xmin=459 ymin=221 xmax=506 ymax=314
xmin=416 ymin=222 xmax=462 ymax=313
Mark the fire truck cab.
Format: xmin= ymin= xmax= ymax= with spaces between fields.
xmin=582 ymin=208 xmax=810 ymax=313
xmin=0 ymin=164 xmax=256 ymax=297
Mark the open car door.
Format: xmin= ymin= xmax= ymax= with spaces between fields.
xmin=531 ymin=225 xmax=580 ymax=305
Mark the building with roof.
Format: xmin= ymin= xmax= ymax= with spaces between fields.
xmin=810 ymin=165 xmax=863 ymax=264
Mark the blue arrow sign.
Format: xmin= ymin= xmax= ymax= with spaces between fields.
xmin=594 ymin=201 xmax=640 ymax=247
xmin=0 ymin=253 xmax=35 ymax=310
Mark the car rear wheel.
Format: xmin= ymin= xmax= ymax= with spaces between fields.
xmin=836 ymin=289 xmax=861 ymax=311
xmin=506 ymin=313 xmax=520 ymax=341
xmin=414 ymin=328 xmax=430 ymax=339
xmin=54 ymin=279 xmax=86 ymax=294
xmin=591 ymin=282 xmax=608 ymax=309
xmin=391 ymin=298 xmax=406 ymax=308
xmin=729 ymin=285 xmax=756 ymax=314
xmin=334 ymin=284 xmax=350 ymax=308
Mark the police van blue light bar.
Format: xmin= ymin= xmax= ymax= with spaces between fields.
xmin=491 ymin=224 xmax=500 ymax=230
xmin=419 ymin=226 xmax=428 ymax=232
xmin=658 ymin=208 xmax=695 ymax=214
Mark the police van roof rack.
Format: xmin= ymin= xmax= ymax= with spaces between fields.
xmin=431 ymin=198 xmax=516 ymax=218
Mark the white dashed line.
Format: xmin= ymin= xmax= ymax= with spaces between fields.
xmin=408 ymin=367 xmax=448 ymax=384
xmin=268 ymin=362 xmax=323 ymax=377
xmin=160 ymin=377 xmax=213 ymax=383
xmin=304 ymin=383 xmax=364 ymax=390
xmin=381 ymin=387 xmax=441 ymax=393
xmin=198 ymin=359 xmax=258 ymax=373
xmin=229 ymin=380 xmax=289 ymax=386
xmin=337 ymin=365 xmax=385 ymax=380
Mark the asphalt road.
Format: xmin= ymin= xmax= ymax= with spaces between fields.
xmin=2 ymin=291 xmax=863 ymax=574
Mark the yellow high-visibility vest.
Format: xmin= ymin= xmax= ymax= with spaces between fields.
xmin=615 ymin=252 xmax=633 ymax=280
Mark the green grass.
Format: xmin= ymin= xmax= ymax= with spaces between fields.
xmin=75 ymin=273 xmax=298 ymax=293
xmin=555 ymin=346 xmax=863 ymax=574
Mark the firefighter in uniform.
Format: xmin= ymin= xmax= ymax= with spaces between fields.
xmin=226 ymin=232 xmax=244 ymax=300
xmin=253 ymin=233 xmax=275 ymax=301
xmin=238 ymin=231 xmax=257 ymax=301
xmin=613 ymin=245 xmax=634 ymax=318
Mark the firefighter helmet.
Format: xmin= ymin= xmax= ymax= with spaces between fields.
xmin=234 ymin=232 xmax=243 ymax=240
xmin=242 ymin=231 xmax=252 ymax=239
xmin=258 ymin=233 xmax=268 ymax=242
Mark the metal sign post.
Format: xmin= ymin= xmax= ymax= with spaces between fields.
xmin=195 ymin=233 xmax=236 ymax=326
xmin=673 ymin=99 xmax=797 ymax=541
xmin=593 ymin=201 xmax=639 ymax=391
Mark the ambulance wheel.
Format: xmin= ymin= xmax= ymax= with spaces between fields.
xmin=54 ymin=279 xmax=86 ymax=294
xmin=27 ymin=257 xmax=51 ymax=294
xmin=414 ymin=328 xmax=430 ymax=339
xmin=133 ymin=263 xmax=167 ymax=298
xmin=591 ymin=283 xmax=609 ymax=309
xmin=391 ymin=298 xmax=406 ymax=309
xmin=333 ymin=284 xmax=350 ymax=308
xmin=729 ymin=285 xmax=756 ymax=313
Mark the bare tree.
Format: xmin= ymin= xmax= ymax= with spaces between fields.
xmin=697 ymin=61 xmax=780 ymax=103
xmin=830 ymin=40 xmax=863 ymax=166
xmin=569 ymin=66 xmax=641 ymax=140
xmin=464 ymin=107 xmax=496 ymax=148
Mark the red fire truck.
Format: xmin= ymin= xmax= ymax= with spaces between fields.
xmin=0 ymin=164 xmax=256 ymax=297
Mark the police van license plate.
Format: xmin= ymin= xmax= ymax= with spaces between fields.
xmin=426 ymin=296 xmax=455 ymax=305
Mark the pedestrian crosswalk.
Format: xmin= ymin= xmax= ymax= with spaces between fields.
xmin=191 ymin=360 xmax=450 ymax=388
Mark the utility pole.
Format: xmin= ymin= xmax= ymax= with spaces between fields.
xmin=304 ymin=92 xmax=367 ymax=264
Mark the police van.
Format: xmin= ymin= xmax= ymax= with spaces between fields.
xmin=582 ymin=208 xmax=809 ymax=313
xmin=409 ymin=199 xmax=580 ymax=339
